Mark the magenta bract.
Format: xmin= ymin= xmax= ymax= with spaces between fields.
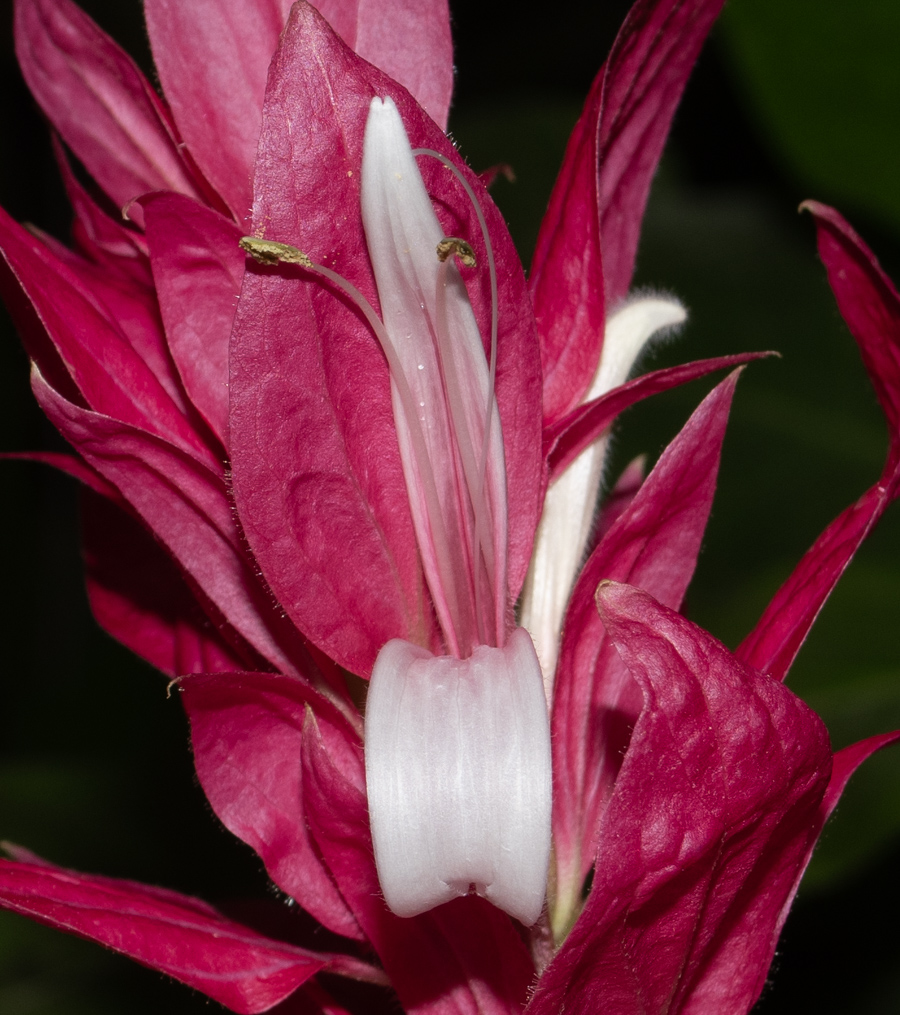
xmin=534 ymin=581 xmax=833 ymax=1014
xmin=531 ymin=0 xmax=726 ymax=423
xmin=551 ymin=371 xmax=742 ymax=934
xmin=2 ymin=0 xmax=899 ymax=1012
xmin=0 ymin=849 xmax=328 ymax=1014
xmin=738 ymin=202 xmax=900 ymax=681
xmin=228 ymin=2 xmax=543 ymax=676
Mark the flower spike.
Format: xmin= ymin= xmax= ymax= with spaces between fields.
xmin=6 ymin=0 xmax=900 ymax=1009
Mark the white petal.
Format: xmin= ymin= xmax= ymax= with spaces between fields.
xmin=520 ymin=296 xmax=686 ymax=695
xmin=361 ymin=96 xmax=507 ymax=654
xmin=593 ymin=296 xmax=686 ymax=399
xmin=365 ymin=627 xmax=551 ymax=926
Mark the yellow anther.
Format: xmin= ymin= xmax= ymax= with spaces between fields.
xmin=436 ymin=237 xmax=477 ymax=268
xmin=239 ymin=236 xmax=313 ymax=268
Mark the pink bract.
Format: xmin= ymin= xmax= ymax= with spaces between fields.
xmin=1 ymin=0 xmax=899 ymax=1012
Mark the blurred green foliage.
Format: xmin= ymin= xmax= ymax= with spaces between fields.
xmin=722 ymin=0 xmax=900 ymax=232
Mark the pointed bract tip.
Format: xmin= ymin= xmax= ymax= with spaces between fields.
xmin=594 ymin=578 xmax=622 ymax=614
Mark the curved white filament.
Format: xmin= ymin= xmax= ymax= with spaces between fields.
xmin=365 ymin=627 xmax=551 ymax=926
xmin=414 ymin=147 xmax=502 ymax=645
xmin=520 ymin=296 xmax=687 ymax=697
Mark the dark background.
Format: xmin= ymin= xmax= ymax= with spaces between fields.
xmin=2 ymin=0 xmax=900 ymax=1011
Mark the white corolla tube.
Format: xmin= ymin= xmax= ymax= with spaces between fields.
xmin=365 ymin=627 xmax=551 ymax=926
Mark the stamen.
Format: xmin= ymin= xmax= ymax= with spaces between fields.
xmin=412 ymin=148 xmax=499 ymax=430
xmin=436 ymin=237 xmax=477 ymax=267
xmin=413 ymin=148 xmax=504 ymax=644
xmin=241 ymin=102 xmax=510 ymax=658
xmin=239 ymin=235 xmax=465 ymax=652
xmin=239 ymin=236 xmax=313 ymax=267
xmin=433 ymin=247 xmax=496 ymax=645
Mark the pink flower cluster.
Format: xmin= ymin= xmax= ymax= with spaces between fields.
xmin=2 ymin=0 xmax=899 ymax=1012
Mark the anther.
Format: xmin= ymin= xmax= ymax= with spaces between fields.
xmin=239 ymin=236 xmax=313 ymax=268
xmin=436 ymin=237 xmax=477 ymax=267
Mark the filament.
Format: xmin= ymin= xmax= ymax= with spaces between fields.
xmin=310 ymin=262 xmax=468 ymax=656
xmin=433 ymin=252 xmax=495 ymax=645
xmin=412 ymin=150 xmax=504 ymax=643
xmin=241 ymin=235 xmax=466 ymax=655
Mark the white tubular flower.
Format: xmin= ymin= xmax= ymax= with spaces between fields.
xmin=520 ymin=296 xmax=687 ymax=698
xmin=360 ymin=97 xmax=551 ymax=926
